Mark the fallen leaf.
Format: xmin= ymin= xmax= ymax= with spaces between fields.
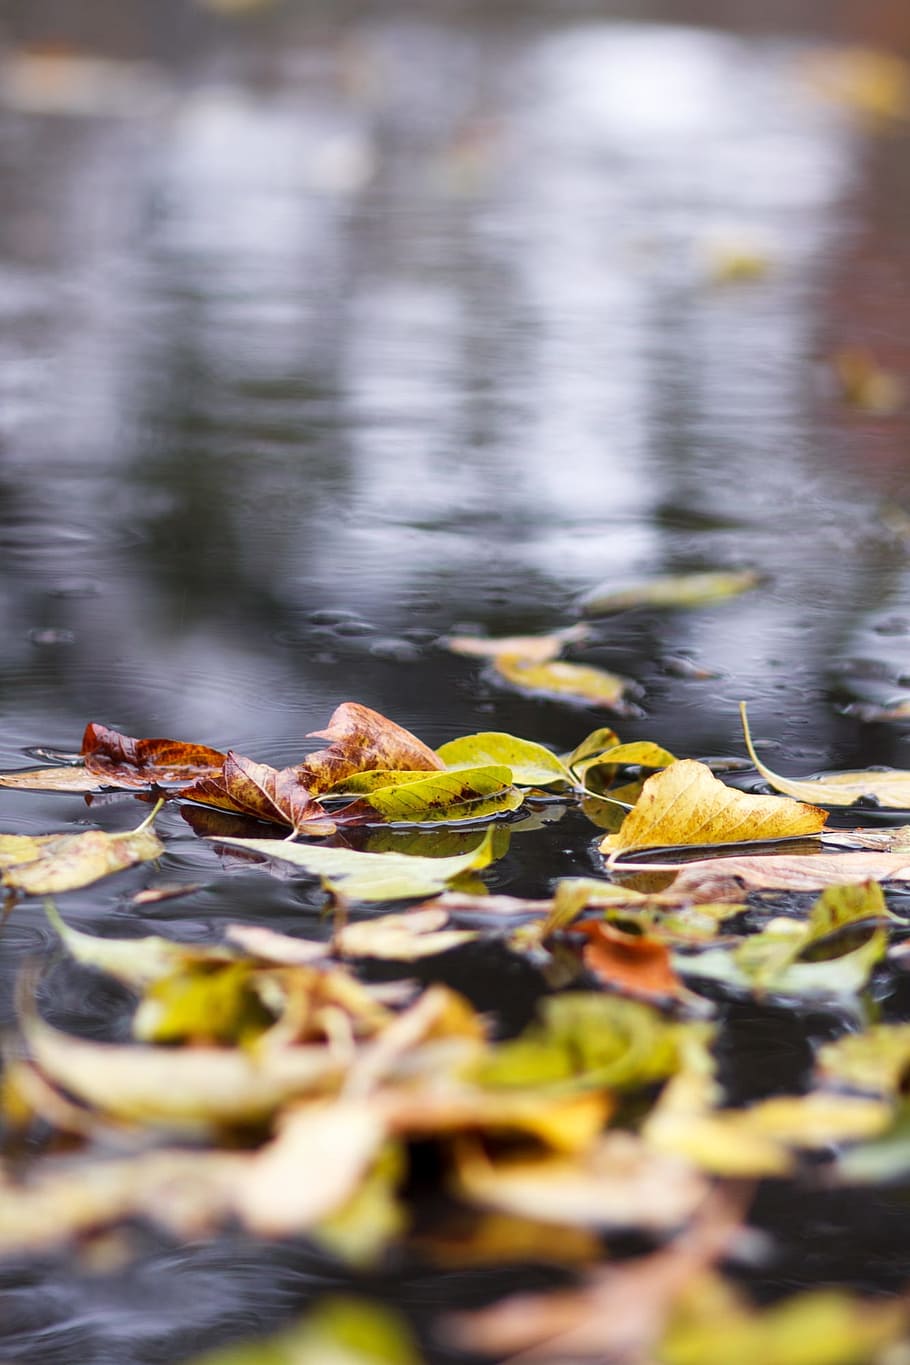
xmin=831 ymin=347 xmax=905 ymax=415
xmin=453 ymin=1131 xmax=708 ymax=1232
xmin=705 ymin=240 xmax=771 ymax=284
xmin=741 ymin=702 xmax=910 ymax=808
xmin=338 ymin=765 xmax=524 ymax=824
xmin=0 ymin=765 xmax=125 ymax=794
xmin=816 ymin=1023 xmax=910 ymax=1096
xmin=313 ymin=1142 xmax=407 ymax=1267
xmin=180 ymin=751 xmax=337 ymax=836
xmin=443 ymin=624 xmax=591 ymax=664
xmin=662 ymin=851 xmax=910 ymax=902
xmin=836 ymin=1105 xmax=910 ymax=1183
xmin=436 ymin=732 xmax=571 ymax=786
xmin=600 ymin=760 xmax=828 ymax=862
xmin=45 ymin=901 xmax=230 ymax=987
xmin=335 ymin=908 xmax=477 ymax=960
xmin=572 ymin=921 xmax=685 ymax=1000
xmin=802 ymin=45 xmax=910 ymax=123
xmin=377 ymin=1088 xmax=610 ymax=1154
xmin=211 ymin=827 xmax=499 ymax=902
xmin=81 ymin=722 xmax=226 ymax=787
xmin=447 ymin=1186 xmax=747 ymax=1363
xmin=492 ymin=656 xmax=636 ymax=712
xmin=184 ymin=1297 xmax=425 ymax=1365
xmin=578 ymin=569 xmax=760 ymax=617
xmin=2 ymin=808 xmax=164 ymax=895
xmin=297 ymin=702 xmax=444 ymax=794
xmin=562 ymin=726 xmax=622 ymax=777
xmin=132 ymin=962 xmax=275 ymax=1046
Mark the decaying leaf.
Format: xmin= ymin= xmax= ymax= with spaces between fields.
xmin=453 ymin=1131 xmax=708 ymax=1232
xmin=211 ymin=827 xmax=499 ymax=902
xmin=2 ymin=807 xmax=164 ymax=896
xmin=571 ymin=920 xmax=685 ymax=1001
xmin=297 ymin=702 xmax=444 ymax=794
xmin=741 ymin=702 xmax=910 ymax=808
xmin=81 ymin=723 xmax=226 ymax=786
xmin=600 ymin=759 xmax=828 ymax=862
xmin=436 ymin=732 xmax=571 ymax=786
xmin=660 ymin=851 xmax=910 ymax=902
xmin=337 ymin=765 xmax=523 ymax=824
xmin=180 ymin=752 xmax=337 ymax=836
xmin=578 ymin=569 xmax=760 ymax=617
xmin=443 ymin=624 xmax=591 ymax=664
xmin=492 ymin=656 xmax=637 ymax=712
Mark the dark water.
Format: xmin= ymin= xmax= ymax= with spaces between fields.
xmin=3 ymin=1 xmax=910 ymax=1360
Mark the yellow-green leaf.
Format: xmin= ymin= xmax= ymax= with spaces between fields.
xmin=579 ymin=569 xmax=760 ymax=617
xmin=2 ymin=810 xmax=164 ymax=895
xmin=341 ymin=765 xmax=523 ymax=824
xmin=492 ymin=656 xmax=635 ymax=712
xmin=436 ymin=732 xmax=571 ymax=786
xmin=211 ymin=826 xmax=499 ymax=902
xmin=600 ymin=760 xmax=828 ymax=861
xmin=44 ymin=901 xmax=229 ymax=988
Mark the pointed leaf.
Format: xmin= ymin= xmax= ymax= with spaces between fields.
xmin=211 ymin=827 xmax=498 ymax=902
xmin=740 ymin=703 xmax=910 ymax=809
xmin=81 ymin=722 xmax=226 ymax=787
xmin=601 ymin=760 xmax=828 ymax=860
xmin=180 ymin=752 xmax=336 ymax=836
xmin=297 ymin=702 xmax=443 ymax=794
xmin=339 ymin=766 xmax=523 ymax=825
xmin=436 ymin=732 xmax=571 ymax=786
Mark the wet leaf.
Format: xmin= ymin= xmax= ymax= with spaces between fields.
xmin=453 ymin=1131 xmax=708 ymax=1232
xmin=816 ymin=1024 xmax=910 ymax=1096
xmin=133 ymin=962 xmax=275 ymax=1046
xmin=338 ymin=765 xmax=523 ymax=824
xmin=443 ymin=624 xmax=591 ymax=663
xmin=297 ymin=702 xmax=444 ymax=794
xmin=447 ymin=1187 xmax=746 ymax=1362
xmin=436 ymin=732 xmax=571 ymax=786
xmin=492 ymin=656 xmax=636 ymax=712
xmin=180 ymin=752 xmax=337 ymax=836
xmin=831 ymin=347 xmax=905 ymax=415
xmin=45 ymin=901 xmax=229 ymax=988
xmin=81 ymin=722 xmax=226 ymax=787
xmin=663 ymin=851 xmax=910 ymax=902
xmin=0 ymin=765 xmax=113 ymax=794
xmin=378 ymin=1088 xmax=610 ymax=1154
xmin=186 ymin=1298 xmax=424 ymax=1365
xmin=836 ymin=1105 xmax=910 ymax=1183
xmin=472 ymin=993 xmax=696 ymax=1094
xmin=212 ymin=827 xmax=498 ymax=902
xmin=2 ymin=809 xmax=164 ymax=896
xmin=662 ymin=1277 xmax=906 ymax=1365
xmin=600 ymin=759 xmax=828 ymax=861
xmin=335 ymin=908 xmax=477 ymax=960
xmin=741 ymin=702 xmax=910 ymax=808
xmin=312 ymin=1143 xmax=407 ymax=1267
xmin=578 ymin=569 xmax=760 ymax=617
xmin=562 ymin=726 xmax=622 ymax=777
xmin=571 ymin=921 xmax=685 ymax=1001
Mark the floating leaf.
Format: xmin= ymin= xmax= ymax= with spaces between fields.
xmin=0 ymin=765 xmax=119 ymax=794
xmin=133 ymin=962 xmax=274 ymax=1046
xmin=81 ymin=723 xmax=226 ymax=787
xmin=571 ymin=921 xmax=684 ymax=1001
xmin=185 ymin=1298 xmax=425 ymax=1365
xmin=336 ymin=908 xmax=477 ymax=960
xmin=662 ymin=851 xmax=910 ymax=902
xmin=454 ymin=1131 xmax=707 ymax=1232
xmin=492 ymin=656 xmax=636 ymax=712
xmin=443 ymin=624 xmax=590 ymax=664
xmin=180 ymin=752 xmax=336 ymax=836
xmin=741 ymin=702 xmax=910 ymax=808
xmin=837 ymin=1106 xmax=910 ymax=1183
xmin=563 ymin=727 xmax=623 ymax=777
xmin=297 ymin=702 xmax=444 ymax=794
xmin=436 ymin=732 xmax=571 ymax=786
xmin=212 ymin=827 xmax=498 ymax=902
xmin=578 ymin=569 xmax=760 ymax=617
xmin=578 ymin=740 xmax=677 ymax=794
xmin=45 ymin=901 xmax=228 ymax=988
xmin=816 ymin=1024 xmax=910 ymax=1096
xmin=600 ymin=760 xmax=828 ymax=861
xmin=2 ymin=809 xmax=164 ymax=896
xmin=339 ymin=765 xmax=523 ymax=825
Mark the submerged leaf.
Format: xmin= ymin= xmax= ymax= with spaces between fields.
xmin=436 ymin=732 xmax=571 ymax=786
xmin=212 ymin=827 xmax=499 ymax=902
xmin=493 ymin=656 xmax=636 ymax=712
xmin=741 ymin=702 xmax=910 ymax=808
xmin=600 ymin=760 xmax=827 ymax=861
xmin=579 ymin=569 xmax=760 ymax=617
xmin=180 ymin=752 xmax=337 ymax=836
xmin=339 ymin=765 xmax=523 ymax=825
xmin=297 ymin=702 xmax=444 ymax=794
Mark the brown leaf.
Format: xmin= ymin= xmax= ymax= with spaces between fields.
xmin=81 ymin=723 xmax=226 ymax=787
xmin=600 ymin=760 xmax=828 ymax=861
xmin=180 ymin=752 xmax=336 ymax=836
xmin=663 ymin=852 xmax=910 ymax=902
xmin=298 ymin=702 xmax=444 ymax=794
xmin=572 ymin=921 xmax=684 ymax=1001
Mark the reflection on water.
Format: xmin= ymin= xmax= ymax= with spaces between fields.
xmin=3 ymin=1 xmax=910 ymax=1360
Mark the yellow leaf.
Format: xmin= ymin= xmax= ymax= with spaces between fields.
xmin=660 ymin=851 xmax=910 ymax=903
xmin=443 ymin=623 xmax=590 ymax=663
xmin=741 ymin=702 xmax=910 ymax=809
xmin=2 ymin=808 xmax=164 ymax=895
xmin=578 ymin=569 xmax=760 ymax=616
xmin=600 ymin=759 xmax=828 ymax=861
xmin=493 ymin=656 xmax=635 ymax=712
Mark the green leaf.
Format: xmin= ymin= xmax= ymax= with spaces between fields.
xmin=680 ymin=921 xmax=887 ymax=1001
xmin=436 ymin=732 xmax=571 ymax=787
xmin=341 ymin=765 xmax=523 ymax=824
xmin=211 ymin=827 xmax=499 ymax=902
xmin=185 ymin=1298 xmax=424 ymax=1365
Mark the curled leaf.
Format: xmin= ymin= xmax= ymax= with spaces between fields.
xmin=181 ymin=752 xmax=336 ymax=836
xmin=297 ymin=702 xmax=444 ymax=794
xmin=3 ymin=809 xmax=164 ymax=896
xmin=81 ymin=723 xmax=226 ymax=787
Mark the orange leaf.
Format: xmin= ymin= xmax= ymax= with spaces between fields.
xmin=296 ymin=702 xmax=444 ymax=794
xmin=573 ymin=921 xmax=683 ymax=1001
xmin=180 ymin=752 xmax=336 ymax=836
xmin=81 ymin=723 xmax=225 ymax=788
